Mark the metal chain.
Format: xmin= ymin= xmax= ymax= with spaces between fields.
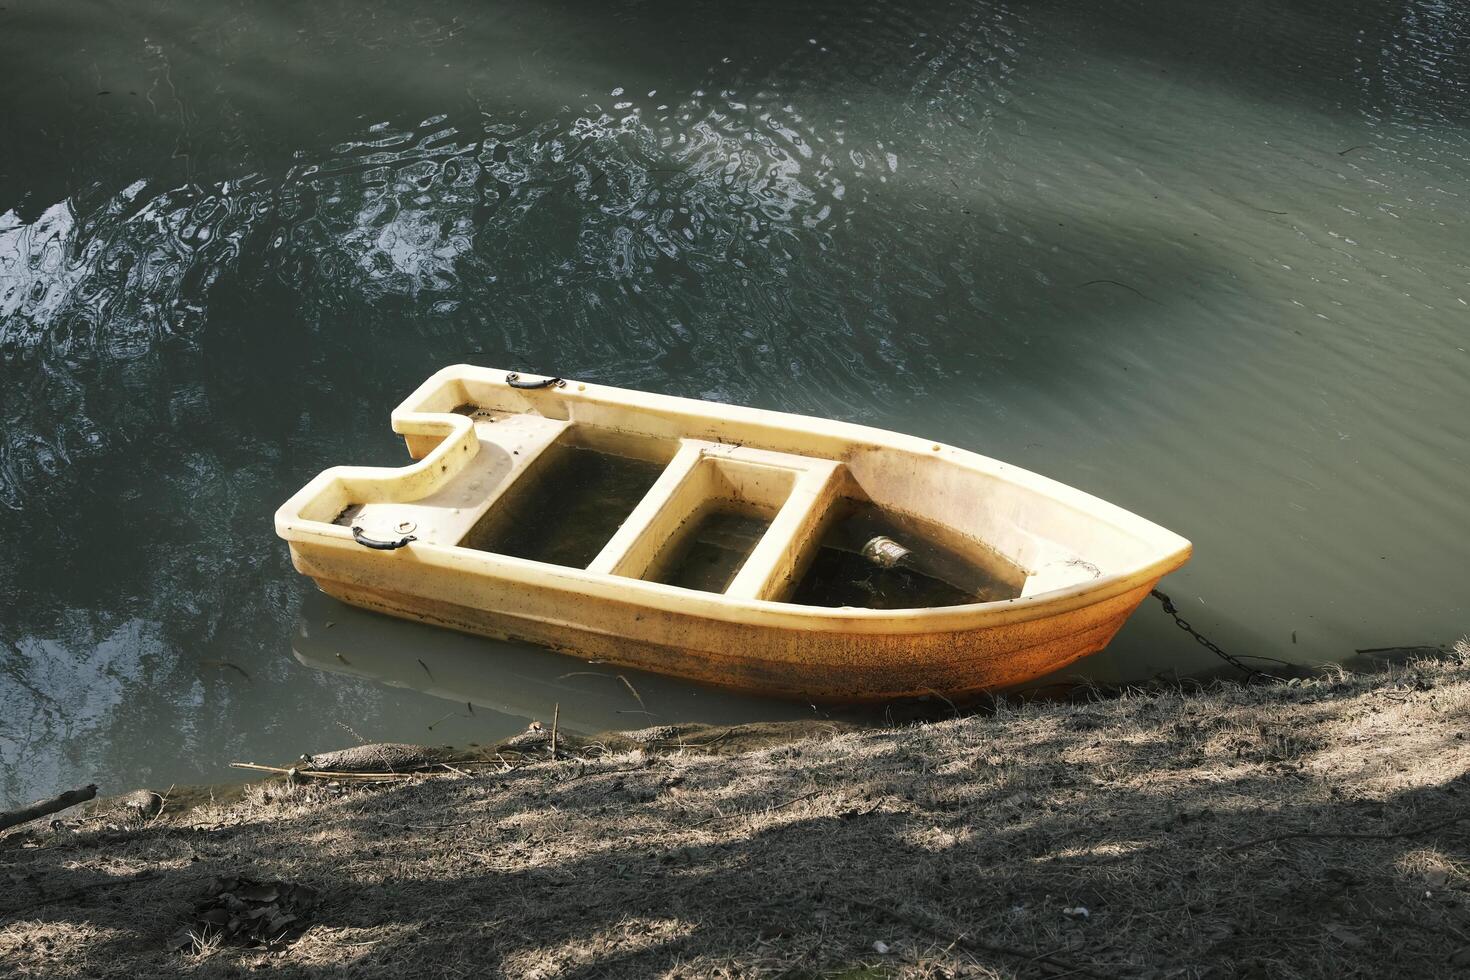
xmin=1150 ymin=589 xmax=1272 ymax=681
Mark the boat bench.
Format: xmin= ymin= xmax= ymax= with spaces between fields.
xmin=341 ymin=412 xmax=571 ymax=547
xmin=586 ymin=440 xmax=845 ymax=602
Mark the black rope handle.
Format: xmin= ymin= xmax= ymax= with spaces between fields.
xmin=505 ymin=372 xmax=565 ymax=390
xmin=351 ymin=526 xmax=417 ymax=550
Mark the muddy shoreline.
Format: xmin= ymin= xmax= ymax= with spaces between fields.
xmin=4 ymin=645 xmax=1469 ymax=978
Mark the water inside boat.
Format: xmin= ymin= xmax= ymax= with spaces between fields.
xmin=448 ymin=423 xmax=1028 ymax=610
xmin=650 ymin=507 xmax=772 ymax=593
xmin=458 ymin=444 xmax=667 ymax=568
xmin=791 ymin=503 xmax=1026 ymax=609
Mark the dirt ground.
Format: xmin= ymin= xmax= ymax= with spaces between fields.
xmin=3 ymin=645 xmax=1469 ymax=979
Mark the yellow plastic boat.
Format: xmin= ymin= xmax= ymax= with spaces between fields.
xmin=275 ymin=366 xmax=1191 ymax=701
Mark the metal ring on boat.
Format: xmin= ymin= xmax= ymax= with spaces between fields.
xmin=505 ymin=372 xmax=566 ymax=390
xmin=350 ymin=526 xmax=417 ymax=550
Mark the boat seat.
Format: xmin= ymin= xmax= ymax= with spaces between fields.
xmin=587 ymin=440 xmax=846 ymax=601
xmin=1020 ymin=555 xmax=1104 ymax=597
xmin=345 ymin=412 xmax=570 ymax=547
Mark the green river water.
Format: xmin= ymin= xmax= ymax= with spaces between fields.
xmin=2 ymin=0 xmax=1467 ymax=803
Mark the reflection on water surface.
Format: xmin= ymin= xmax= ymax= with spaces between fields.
xmin=2 ymin=0 xmax=1468 ymax=802
xmin=291 ymin=592 xmax=827 ymax=739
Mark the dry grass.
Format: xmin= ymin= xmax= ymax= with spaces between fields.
xmin=3 ymin=645 xmax=1470 ymax=978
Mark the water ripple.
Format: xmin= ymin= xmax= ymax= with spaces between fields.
xmin=2 ymin=0 xmax=1469 ymax=803
xmin=2 ymin=68 xmax=986 ymax=511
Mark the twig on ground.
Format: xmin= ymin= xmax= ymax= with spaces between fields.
xmin=1048 ymin=846 xmax=1144 ymax=869
xmin=690 ymin=789 xmax=823 ymax=827
xmin=831 ymin=891 xmax=1107 ymax=979
xmin=1 ymin=784 xmax=98 ymax=832
xmin=550 ymin=702 xmax=559 ymax=759
xmin=688 ymin=729 xmax=733 ymax=749
xmin=840 ymin=799 xmax=886 ymax=819
xmin=375 ymin=820 xmax=475 ymax=831
xmin=1365 ymin=912 xmax=1470 ymax=945
xmin=561 ymin=763 xmax=649 ymax=784
xmin=152 ymin=785 xmax=175 ymax=824
xmin=228 ymin=762 xmax=427 ymax=781
xmin=1224 ymin=814 xmax=1469 ymax=854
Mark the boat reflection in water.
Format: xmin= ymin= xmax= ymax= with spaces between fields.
xmin=291 ymin=590 xmax=836 ymax=742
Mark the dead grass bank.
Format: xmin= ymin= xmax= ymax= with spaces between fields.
xmin=4 ymin=646 xmax=1470 ymax=979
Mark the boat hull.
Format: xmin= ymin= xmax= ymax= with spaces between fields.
xmin=293 ymin=545 xmax=1158 ymax=701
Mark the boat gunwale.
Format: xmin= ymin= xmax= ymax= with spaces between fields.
xmin=275 ymin=365 xmax=1192 ymax=630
